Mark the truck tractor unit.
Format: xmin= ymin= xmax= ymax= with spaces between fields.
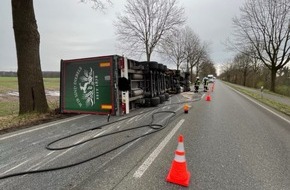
xmin=60 ymin=55 xmax=185 ymax=116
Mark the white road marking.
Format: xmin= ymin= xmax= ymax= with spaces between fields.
xmin=133 ymin=119 xmax=185 ymax=178
xmin=33 ymin=136 xmax=89 ymax=170
xmin=94 ymin=130 xmax=107 ymax=138
xmin=126 ymin=116 xmax=138 ymax=124
xmin=26 ymin=151 xmax=55 ymax=171
xmin=0 ymin=115 xmax=89 ymax=141
xmin=176 ymin=95 xmax=181 ymax=102
xmin=229 ymin=86 xmax=290 ymax=124
xmin=2 ymin=160 xmax=29 ymax=174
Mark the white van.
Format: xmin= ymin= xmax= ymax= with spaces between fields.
xmin=207 ymin=74 xmax=214 ymax=83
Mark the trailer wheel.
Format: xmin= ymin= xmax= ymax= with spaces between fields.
xmin=159 ymin=94 xmax=165 ymax=104
xmin=163 ymin=65 xmax=167 ymax=72
xmin=158 ymin=64 xmax=164 ymax=71
xmin=144 ymin=92 xmax=151 ymax=98
xmin=151 ymin=97 xmax=160 ymax=106
xmin=165 ymin=93 xmax=170 ymax=100
xmin=144 ymin=98 xmax=151 ymax=107
xmin=149 ymin=62 xmax=158 ymax=70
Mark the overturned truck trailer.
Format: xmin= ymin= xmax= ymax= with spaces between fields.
xmin=60 ymin=55 xmax=183 ymax=116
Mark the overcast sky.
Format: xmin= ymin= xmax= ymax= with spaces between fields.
xmin=0 ymin=0 xmax=245 ymax=72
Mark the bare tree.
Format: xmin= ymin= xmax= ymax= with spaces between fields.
xmin=245 ymin=46 xmax=261 ymax=88
xmin=80 ymin=0 xmax=111 ymax=9
xmin=183 ymin=27 xmax=199 ymax=72
xmin=199 ymin=58 xmax=216 ymax=78
xmin=232 ymin=0 xmax=290 ymax=92
xmin=115 ymin=0 xmax=185 ymax=61
xmin=11 ymin=0 xmax=109 ymax=114
xmin=195 ymin=44 xmax=209 ymax=77
xmin=182 ymin=27 xmax=210 ymax=82
xmin=233 ymin=53 xmax=252 ymax=86
xmin=158 ymin=29 xmax=186 ymax=70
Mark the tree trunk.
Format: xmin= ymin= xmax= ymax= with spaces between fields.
xmin=243 ymin=69 xmax=247 ymax=86
xmin=12 ymin=0 xmax=49 ymax=114
xmin=146 ymin=53 xmax=150 ymax=62
xmin=190 ymin=66 xmax=193 ymax=82
xmin=270 ymin=68 xmax=277 ymax=92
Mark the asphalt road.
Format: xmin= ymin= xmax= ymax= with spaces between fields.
xmin=0 ymin=81 xmax=290 ymax=190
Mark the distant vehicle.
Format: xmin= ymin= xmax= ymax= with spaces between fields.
xmin=207 ymin=74 xmax=214 ymax=83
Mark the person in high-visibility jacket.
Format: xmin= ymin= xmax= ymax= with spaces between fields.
xmin=203 ymin=77 xmax=208 ymax=92
xmin=194 ymin=77 xmax=200 ymax=93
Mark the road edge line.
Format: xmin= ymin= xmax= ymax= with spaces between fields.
xmin=228 ymin=85 xmax=290 ymax=124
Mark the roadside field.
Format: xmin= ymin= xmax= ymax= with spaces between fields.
xmin=0 ymin=77 xmax=18 ymax=93
xmin=0 ymin=77 xmax=61 ymax=132
xmin=0 ymin=77 xmax=60 ymax=92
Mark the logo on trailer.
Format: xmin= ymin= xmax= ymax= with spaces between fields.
xmin=73 ymin=67 xmax=99 ymax=108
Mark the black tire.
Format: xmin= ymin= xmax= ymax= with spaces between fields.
xmin=163 ymin=65 xmax=167 ymax=72
xmin=144 ymin=98 xmax=151 ymax=107
xmin=140 ymin=62 xmax=149 ymax=72
xmin=158 ymin=64 xmax=164 ymax=71
xmin=164 ymin=93 xmax=170 ymax=100
xmin=184 ymin=71 xmax=190 ymax=77
xmin=144 ymin=92 xmax=151 ymax=98
xmin=159 ymin=94 xmax=165 ymax=104
xmin=149 ymin=62 xmax=159 ymax=70
xmin=151 ymin=97 xmax=160 ymax=106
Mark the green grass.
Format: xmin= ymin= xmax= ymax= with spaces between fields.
xmin=0 ymin=77 xmax=61 ymax=132
xmin=44 ymin=78 xmax=60 ymax=90
xmin=0 ymin=77 xmax=60 ymax=117
xmin=0 ymin=77 xmax=60 ymax=93
xmin=0 ymin=77 xmax=18 ymax=93
xmin=0 ymin=101 xmax=18 ymax=116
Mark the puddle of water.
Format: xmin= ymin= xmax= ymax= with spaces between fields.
xmin=46 ymin=91 xmax=60 ymax=96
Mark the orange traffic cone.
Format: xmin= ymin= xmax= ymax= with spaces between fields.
xmin=183 ymin=104 xmax=189 ymax=114
xmin=166 ymin=135 xmax=190 ymax=187
xmin=205 ymin=93 xmax=211 ymax=101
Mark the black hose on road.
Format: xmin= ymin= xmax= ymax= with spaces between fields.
xmin=0 ymin=96 xmax=202 ymax=180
